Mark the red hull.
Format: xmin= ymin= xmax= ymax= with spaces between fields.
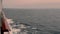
xmin=1 ymin=13 xmax=11 ymax=32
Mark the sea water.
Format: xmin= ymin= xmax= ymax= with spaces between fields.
xmin=3 ymin=8 xmax=60 ymax=34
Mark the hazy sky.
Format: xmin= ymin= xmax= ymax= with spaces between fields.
xmin=3 ymin=0 xmax=60 ymax=9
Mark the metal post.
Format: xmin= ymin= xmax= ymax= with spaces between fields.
xmin=0 ymin=0 xmax=2 ymax=34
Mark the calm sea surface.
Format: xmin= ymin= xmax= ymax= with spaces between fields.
xmin=4 ymin=9 xmax=60 ymax=34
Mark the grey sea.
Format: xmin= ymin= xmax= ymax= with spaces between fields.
xmin=3 ymin=8 xmax=60 ymax=34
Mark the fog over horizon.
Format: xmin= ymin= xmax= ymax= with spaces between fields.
xmin=2 ymin=0 xmax=60 ymax=9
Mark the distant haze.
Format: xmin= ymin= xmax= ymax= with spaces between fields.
xmin=3 ymin=0 xmax=60 ymax=9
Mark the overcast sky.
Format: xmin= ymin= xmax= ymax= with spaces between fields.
xmin=2 ymin=0 xmax=60 ymax=9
